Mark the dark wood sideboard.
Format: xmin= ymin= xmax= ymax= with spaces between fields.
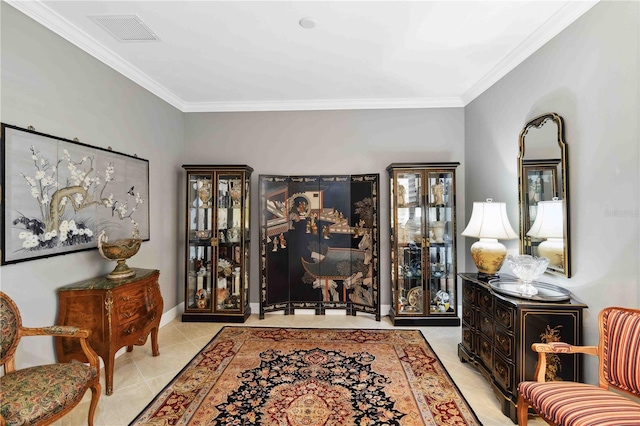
xmin=458 ymin=273 xmax=586 ymax=423
xmin=55 ymin=268 xmax=162 ymax=395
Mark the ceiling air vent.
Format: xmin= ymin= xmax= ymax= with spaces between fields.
xmin=90 ymin=15 xmax=160 ymax=42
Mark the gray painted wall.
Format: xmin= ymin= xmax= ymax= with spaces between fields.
xmin=465 ymin=1 xmax=639 ymax=382
xmin=0 ymin=3 xmax=184 ymax=368
xmin=184 ymin=109 xmax=466 ymax=307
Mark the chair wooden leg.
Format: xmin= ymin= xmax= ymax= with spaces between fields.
xmin=517 ymin=392 xmax=529 ymax=426
xmin=87 ymin=382 xmax=101 ymax=426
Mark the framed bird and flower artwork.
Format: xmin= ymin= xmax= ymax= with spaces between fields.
xmin=1 ymin=123 xmax=150 ymax=265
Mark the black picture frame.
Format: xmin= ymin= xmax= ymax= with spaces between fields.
xmin=1 ymin=123 xmax=150 ymax=265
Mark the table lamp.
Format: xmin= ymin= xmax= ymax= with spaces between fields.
xmin=462 ymin=199 xmax=518 ymax=278
xmin=527 ymin=199 xmax=564 ymax=268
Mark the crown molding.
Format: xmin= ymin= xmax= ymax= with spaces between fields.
xmin=7 ymin=0 xmax=598 ymax=113
xmin=461 ymin=0 xmax=599 ymax=105
xmin=182 ymin=97 xmax=464 ymax=113
xmin=5 ymin=0 xmax=187 ymax=111
xmin=5 ymin=0 xmax=463 ymax=112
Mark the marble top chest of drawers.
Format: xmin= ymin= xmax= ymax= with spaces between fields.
xmin=55 ymin=268 xmax=162 ymax=395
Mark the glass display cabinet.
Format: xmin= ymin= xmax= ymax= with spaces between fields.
xmin=182 ymin=165 xmax=253 ymax=322
xmin=387 ymin=162 xmax=460 ymax=326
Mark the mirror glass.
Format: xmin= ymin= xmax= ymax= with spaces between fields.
xmin=518 ymin=113 xmax=571 ymax=277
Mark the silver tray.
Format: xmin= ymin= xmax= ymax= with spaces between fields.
xmin=488 ymin=279 xmax=571 ymax=302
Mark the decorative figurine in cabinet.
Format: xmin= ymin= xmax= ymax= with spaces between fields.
xmin=182 ymin=165 xmax=253 ymax=322
xmin=387 ymin=163 xmax=460 ymax=326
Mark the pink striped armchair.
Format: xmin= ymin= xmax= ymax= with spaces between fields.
xmin=517 ymin=306 xmax=640 ymax=426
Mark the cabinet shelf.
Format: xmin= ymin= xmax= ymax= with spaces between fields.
xmin=189 ymin=239 xmax=213 ymax=246
xmin=427 ymin=242 xmax=451 ymax=247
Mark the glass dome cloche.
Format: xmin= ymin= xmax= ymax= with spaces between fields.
xmin=506 ymin=254 xmax=549 ymax=296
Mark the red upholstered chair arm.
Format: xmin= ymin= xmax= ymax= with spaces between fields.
xmin=531 ymin=342 xmax=598 ymax=382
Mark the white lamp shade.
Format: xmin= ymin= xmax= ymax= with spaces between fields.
xmin=462 ymin=200 xmax=518 ymax=240
xmin=527 ymin=200 xmax=563 ymax=238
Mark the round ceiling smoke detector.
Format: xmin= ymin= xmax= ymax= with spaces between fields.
xmin=299 ymin=17 xmax=316 ymax=29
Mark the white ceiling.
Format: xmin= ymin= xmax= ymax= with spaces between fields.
xmin=7 ymin=1 xmax=598 ymax=112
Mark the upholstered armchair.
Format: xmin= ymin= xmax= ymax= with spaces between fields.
xmin=517 ymin=306 xmax=640 ymax=426
xmin=0 ymin=291 xmax=101 ymax=426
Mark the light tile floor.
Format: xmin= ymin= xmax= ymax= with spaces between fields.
xmin=59 ymin=312 xmax=546 ymax=426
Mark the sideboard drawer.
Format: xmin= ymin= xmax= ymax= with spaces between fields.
xmin=478 ymin=334 xmax=493 ymax=369
xmin=478 ymin=310 xmax=494 ymax=340
xmin=462 ymin=284 xmax=475 ymax=303
xmin=117 ymin=311 xmax=158 ymax=343
xmin=462 ymin=304 xmax=475 ymax=327
xmin=493 ymin=351 xmax=515 ymax=393
xmin=462 ymin=324 xmax=475 ymax=353
xmin=495 ymin=328 xmax=514 ymax=359
xmin=495 ymin=299 xmax=515 ymax=331
xmin=114 ymin=282 xmax=161 ymax=324
xmin=477 ymin=286 xmax=493 ymax=313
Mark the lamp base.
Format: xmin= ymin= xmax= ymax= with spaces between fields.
xmin=478 ymin=272 xmax=500 ymax=281
xmin=470 ymin=238 xmax=507 ymax=276
xmin=537 ymin=238 xmax=564 ymax=269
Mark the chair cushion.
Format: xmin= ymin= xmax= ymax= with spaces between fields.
xmin=0 ymin=362 xmax=98 ymax=426
xmin=519 ymin=381 xmax=640 ymax=426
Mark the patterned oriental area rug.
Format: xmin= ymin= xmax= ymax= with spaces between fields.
xmin=130 ymin=327 xmax=481 ymax=426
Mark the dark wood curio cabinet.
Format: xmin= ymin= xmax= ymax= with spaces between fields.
xmin=182 ymin=165 xmax=252 ymax=322
xmin=387 ymin=162 xmax=460 ymax=326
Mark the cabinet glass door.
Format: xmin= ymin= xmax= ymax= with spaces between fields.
xmin=243 ymin=172 xmax=251 ymax=309
xmin=215 ymin=173 xmax=244 ymax=312
xmin=187 ymin=173 xmax=214 ymax=311
xmin=426 ymin=171 xmax=455 ymax=315
xmin=393 ymin=171 xmax=425 ymax=315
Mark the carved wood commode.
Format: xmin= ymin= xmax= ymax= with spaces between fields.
xmin=55 ymin=268 xmax=162 ymax=395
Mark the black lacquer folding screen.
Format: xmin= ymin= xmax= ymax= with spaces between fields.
xmin=259 ymin=174 xmax=380 ymax=320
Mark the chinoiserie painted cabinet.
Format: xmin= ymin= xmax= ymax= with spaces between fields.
xmin=182 ymin=165 xmax=252 ymax=322
xmin=387 ymin=162 xmax=460 ymax=326
xmin=458 ymin=273 xmax=586 ymax=423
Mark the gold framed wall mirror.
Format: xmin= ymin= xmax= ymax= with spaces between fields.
xmin=518 ymin=113 xmax=571 ymax=277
